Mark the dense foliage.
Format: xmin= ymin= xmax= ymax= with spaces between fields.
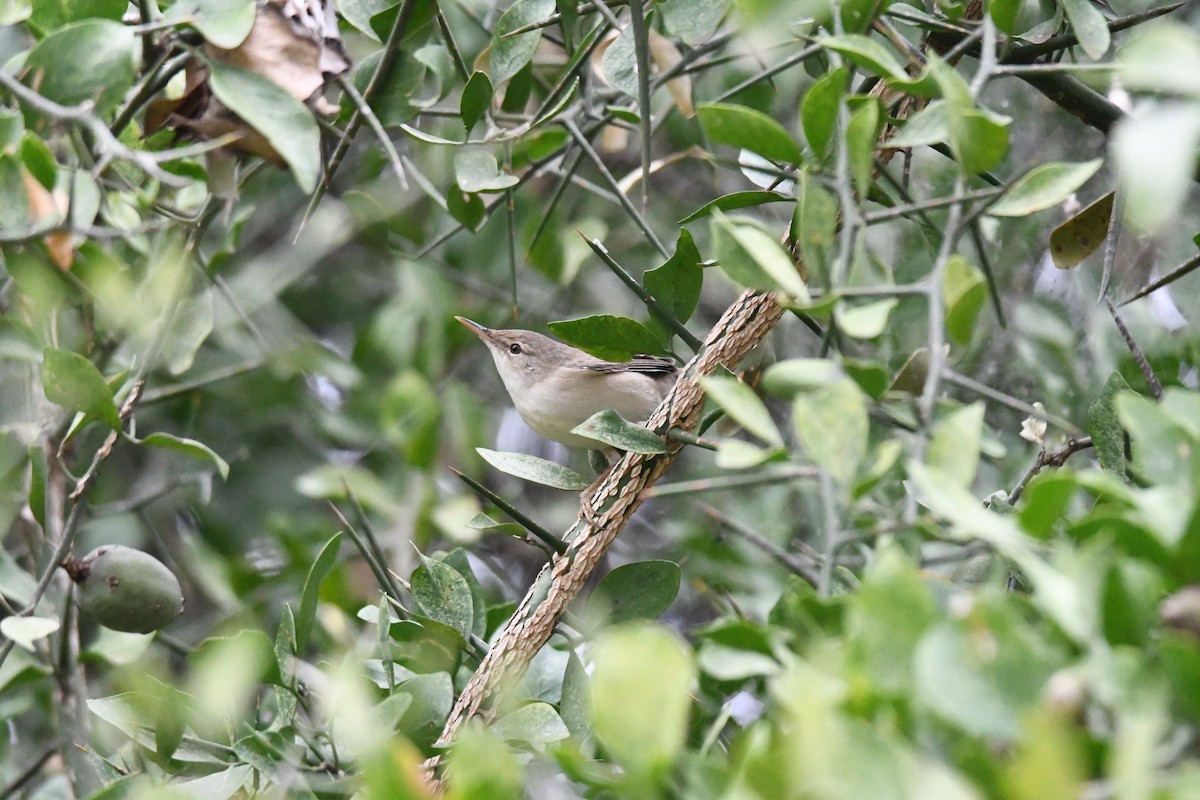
xmin=3 ymin=0 xmax=1200 ymax=797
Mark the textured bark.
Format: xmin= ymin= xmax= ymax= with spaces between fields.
xmin=422 ymin=289 xmax=784 ymax=783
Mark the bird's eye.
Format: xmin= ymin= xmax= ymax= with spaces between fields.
xmin=509 ymin=343 xmax=522 ymax=354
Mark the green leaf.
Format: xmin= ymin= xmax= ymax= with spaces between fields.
xmin=0 ymin=154 xmax=28 ymax=233
xmin=296 ymin=533 xmax=343 ymax=652
xmin=953 ymin=109 xmax=1010 ymax=175
xmin=794 ymin=378 xmax=868 ymax=485
xmin=466 ymin=512 xmax=526 ymax=539
xmin=643 ymin=229 xmax=703 ymax=342
xmin=0 ymin=0 xmax=29 ymax=25
xmin=600 ymin=23 xmax=638 ymax=97
xmin=571 ymin=410 xmax=668 ymax=454
xmin=454 ymin=149 xmax=519 ymax=193
xmin=926 ymin=402 xmax=984 ymax=488
xmin=714 ymin=438 xmax=784 ymax=469
xmin=845 ymin=98 xmax=880 ymax=194
xmin=141 ymin=433 xmax=230 ymax=480
xmin=489 ymin=0 xmax=555 ymax=85
xmin=447 ymin=185 xmax=485 ymax=231
xmin=460 ymin=71 xmax=493 ymax=132
xmin=943 ymin=255 xmax=987 ymax=345
xmin=835 ymin=298 xmax=897 ymax=339
xmin=0 ymin=108 xmax=23 ymax=152
xmin=820 ymin=34 xmax=907 ymax=79
xmin=1060 ymin=0 xmax=1110 ymax=60
xmin=207 ymin=60 xmax=320 ymax=192
xmin=800 ymin=66 xmax=847 ymax=160
xmin=915 ymin=623 xmax=1023 ymax=740
xmin=355 ymin=50 xmax=426 ymax=127
xmin=1049 ymin=191 xmax=1114 ymax=268
xmin=476 ymin=448 xmax=590 ymax=491
xmin=411 ymin=552 xmax=475 ymax=639
xmin=154 ymin=684 xmax=188 ymax=762
xmin=548 ymin=315 xmax=664 ymax=361
xmin=1112 ymin=106 xmax=1200 ymax=235
xmin=659 ymin=0 xmax=729 ymax=44
xmin=41 ymin=348 xmax=121 ymax=431
xmin=30 ymin=0 xmax=123 ymax=27
xmin=0 ymin=616 xmax=59 ymax=651
xmin=793 ymin=169 xmax=837 ymax=281
xmin=23 ymin=20 xmax=136 ymax=116
xmin=1116 ymin=392 xmax=1192 ymax=487
xmin=1119 ymin=24 xmax=1200 ymax=97
xmin=711 ymin=212 xmax=810 ymax=300
xmin=167 ymin=0 xmax=256 ymax=49
xmin=392 ymin=672 xmax=454 ymax=749
xmin=847 ymin=543 xmax=937 ymax=690
xmin=677 ymin=191 xmax=790 ymax=224
xmin=1087 ymin=371 xmax=1131 ymax=480
xmin=989 ymin=160 xmax=1103 ymax=217
xmin=590 ymin=624 xmax=695 ymax=778
xmin=20 ymin=134 xmax=56 ymax=191
xmin=490 ymin=702 xmax=570 ymax=746
xmin=696 ymin=103 xmax=802 ymax=164
xmin=591 ymin=560 xmax=681 ymax=624
xmin=699 ymin=374 xmax=783 ymax=446
xmin=445 ymin=726 xmax=523 ymax=799
xmin=887 ymin=101 xmax=949 ymax=148
xmin=762 ymin=359 xmax=842 ymax=397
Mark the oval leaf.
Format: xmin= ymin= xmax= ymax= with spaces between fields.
xmin=454 ymin=149 xmax=519 ymax=193
xmin=835 ymin=298 xmax=897 ymax=340
xmin=711 ymin=212 xmax=809 ymax=300
xmin=699 ymin=374 xmax=783 ymax=446
xmin=547 ymin=315 xmax=664 ymax=361
xmin=678 ymin=191 xmax=790 ymax=224
xmin=476 ymin=448 xmax=590 ymax=491
xmin=411 ymin=552 xmax=474 ymax=639
xmin=42 ymin=348 xmax=121 ymax=431
xmin=141 ymin=432 xmax=229 ymax=480
xmin=696 ymin=102 xmax=802 ymax=164
xmin=23 ymin=20 xmax=136 ymax=116
xmin=1049 ymin=191 xmax=1114 ymax=268
xmin=489 ymin=0 xmax=555 ymax=85
xmin=0 ymin=616 xmax=60 ymax=651
xmin=571 ymin=410 xmax=668 ymax=454
xmin=989 ymin=159 xmax=1102 ymax=217
xmin=592 ymin=560 xmax=682 ymax=624
xmin=590 ymin=624 xmax=695 ymax=778
xmin=793 ymin=378 xmax=868 ymax=485
xmin=207 ymin=60 xmax=320 ymax=192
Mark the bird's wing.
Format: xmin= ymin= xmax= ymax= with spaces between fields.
xmin=579 ymin=355 xmax=677 ymax=376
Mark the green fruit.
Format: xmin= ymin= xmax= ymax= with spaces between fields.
xmin=71 ymin=545 xmax=183 ymax=633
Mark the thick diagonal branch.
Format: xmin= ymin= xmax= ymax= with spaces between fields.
xmin=423 ymin=289 xmax=783 ymax=779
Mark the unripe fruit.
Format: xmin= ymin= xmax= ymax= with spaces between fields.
xmin=66 ymin=545 xmax=183 ymax=633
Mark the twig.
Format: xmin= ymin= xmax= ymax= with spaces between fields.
xmin=665 ymin=428 xmax=719 ymax=451
xmin=1119 ymin=251 xmax=1200 ymax=307
xmin=450 ymin=468 xmax=567 ymax=554
xmin=700 ymin=503 xmax=821 ymax=587
xmin=0 ymin=72 xmax=187 ymax=187
xmin=578 ymin=232 xmax=703 ymax=351
xmin=299 ymin=0 xmax=420 ymax=230
xmin=645 ymin=465 xmax=817 ymax=497
xmin=334 ymin=75 xmax=407 ymax=190
xmin=1105 ymin=299 xmax=1163 ymax=400
xmin=563 ymin=117 xmax=669 ymax=257
xmin=1007 ymin=436 xmax=1094 ymax=504
xmin=0 ymin=383 xmax=143 ymax=673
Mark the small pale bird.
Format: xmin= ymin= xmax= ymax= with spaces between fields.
xmin=456 ymin=316 xmax=677 ymax=450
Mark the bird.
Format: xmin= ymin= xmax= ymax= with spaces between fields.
xmin=455 ymin=316 xmax=677 ymax=451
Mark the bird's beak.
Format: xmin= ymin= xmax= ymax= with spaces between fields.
xmin=455 ymin=316 xmax=492 ymax=342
